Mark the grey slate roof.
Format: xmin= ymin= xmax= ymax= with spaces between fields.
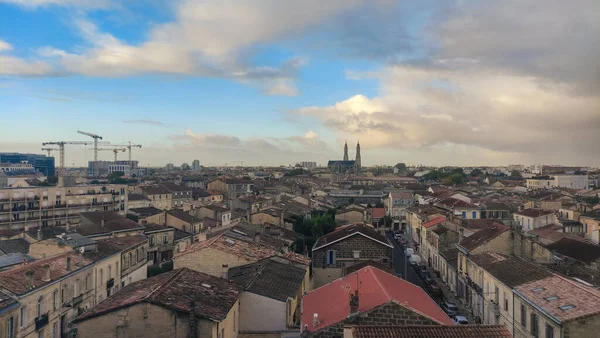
xmin=228 ymin=258 xmax=305 ymax=302
xmin=0 ymin=253 xmax=34 ymax=269
xmin=0 ymin=238 xmax=30 ymax=254
xmin=167 ymin=209 xmax=201 ymax=224
xmin=128 ymin=207 xmax=164 ymax=217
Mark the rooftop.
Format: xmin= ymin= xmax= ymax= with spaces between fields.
xmin=344 ymin=259 xmax=394 ymax=275
xmin=228 ymin=258 xmax=306 ymax=302
xmin=469 ymin=252 xmax=552 ymax=288
xmin=0 ymin=253 xmax=34 ymax=270
xmin=127 ymin=194 xmax=148 ymax=201
xmin=459 ymin=223 xmax=509 ymax=252
xmin=436 ymin=197 xmax=477 ymax=209
xmin=74 ymin=268 xmax=241 ymax=323
xmin=167 ymin=209 xmax=202 ymax=224
xmin=514 ymin=209 xmax=555 ymax=218
xmin=370 ymin=208 xmax=386 ymax=219
xmin=516 ymin=275 xmax=600 ymax=323
xmin=143 ymin=222 xmax=173 ymax=233
xmin=545 ymin=237 xmax=600 ymax=264
xmin=77 ymin=212 xmax=145 ymax=237
xmin=128 ymin=207 xmax=163 ymax=217
xmin=313 ymin=223 xmax=392 ymax=251
xmin=302 ymin=266 xmax=452 ymax=332
xmin=0 ymin=238 xmax=30 ymax=254
xmin=423 ymin=216 xmax=446 ymax=229
xmin=348 ymin=325 xmax=513 ymax=338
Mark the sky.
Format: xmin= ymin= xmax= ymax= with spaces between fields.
xmin=0 ymin=0 xmax=598 ymax=167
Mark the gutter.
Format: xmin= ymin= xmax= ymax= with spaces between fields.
xmin=513 ymin=289 xmax=562 ymax=325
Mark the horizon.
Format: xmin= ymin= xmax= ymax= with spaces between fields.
xmin=1 ymin=0 xmax=599 ymax=167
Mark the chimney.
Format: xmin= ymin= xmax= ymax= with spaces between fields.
xmin=37 ymin=228 xmax=42 ymax=241
xmin=66 ymin=257 xmax=72 ymax=271
xmin=188 ymin=301 xmax=198 ymax=338
xmin=349 ymin=290 xmax=359 ymax=314
xmin=42 ymin=265 xmax=51 ymax=282
xmin=65 ymin=222 xmax=71 ymax=232
xmin=254 ymin=232 xmax=261 ymax=244
xmin=26 ymin=270 xmax=35 ymax=290
xmin=100 ymin=218 xmax=106 ymax=228
xmin=280 ymin=209 xmax=285 ymax=227
xmin=22 ymin=258 xmax=27 ymax=266
xmin=247 ymin=209 xmax=251 ymax=223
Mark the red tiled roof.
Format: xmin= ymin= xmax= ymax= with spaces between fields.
xmin=437 ymin=197 xmax=477 ymax=208
xmin=370 ymin=208 xmax=386 ymax=219
xmin=301 ymin=266 xmax=453 ymax=332
xmin=459 ymin=223 xmax=509 ymax=252
xmin=349 ymin=325 xmax=512 ymax=338
xmin=423 ymin=216 xmax=446 ymax=229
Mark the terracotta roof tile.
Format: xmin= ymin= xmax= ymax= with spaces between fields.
xmin=459 ymin=223 xmax=508 ymax=252
xmin=349 ymin=325 xmax=512 ymax=338
xmin=423 ymin=216 xmax=446 ymax=229
xmin=514 ymin=209 xmax=555 ymax=218
xmin=302 ymin=266 xmax=453 ymax=332
xmin=469 ymin=253 xmax=552 ymax=288
xmin=228 ymin=259 xmax=305 ymax=302
xmin=313 ymin=223 xmax=392 ymax=250
xmin=545 ymin=237 xmax=600 ymax=263
xmin=74 ymin=268 xmax=241 ymax=323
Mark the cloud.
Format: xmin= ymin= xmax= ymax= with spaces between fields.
xmin=263 ymin=81 xmax=299 ymax=96
xmin=122 ymin=119 xmax=169 ymax=127
xmin=0 ymin=40 xmax=12 ymax=52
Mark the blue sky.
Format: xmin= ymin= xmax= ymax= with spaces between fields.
xmin=1 ymin=0 xmax=598 ymax=167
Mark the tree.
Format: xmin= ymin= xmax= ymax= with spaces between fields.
xmin=395 ymin=163 xmax=407 ymax=171
xmin=470 ymin=169 xmax=483 ymax=177
xmin=510 ymin=170 xmax=522 ymax=178
xmin=380 ymin=215 xmax=393 ymax=227
xmin=181 ymin=163 xmax=191 ymax=170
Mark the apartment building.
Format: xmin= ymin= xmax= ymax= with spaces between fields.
xmin=207 ymin=177 xmax=254 ymax=200
xmin=133 ymin=183 xmax=192 ymax=210
xmin=513 ymin=209 xmax=557 ymax=232
xmin=527 ymin=175 xmax=589 ymax=190
xmin=0 ymin=184 xmax=128 ymax=231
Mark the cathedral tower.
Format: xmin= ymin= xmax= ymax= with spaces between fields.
xmin=343 ymin=140 xmax=349 ymax=161
xmin=355 ymin=140 xmax=361 ymax=171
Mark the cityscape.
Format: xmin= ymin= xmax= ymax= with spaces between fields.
xmin=1 ymin=1 xmax=599 ymax=338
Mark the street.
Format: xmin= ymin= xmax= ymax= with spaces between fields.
xmin=387 ymin=232 xmax=424 ymax=289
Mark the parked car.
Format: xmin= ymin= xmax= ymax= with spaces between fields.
xmin=452 ymin=315 xmax=469 ymax=325
xmin=428 ymin=284 xmax=443 ymax=297
xmin=423 ymin=276 xmax=435 ymax=285
xmin=419 ymin=270 xmax=432 ymax=280
xmin=441 ymin=302 xmax=459 ymax=316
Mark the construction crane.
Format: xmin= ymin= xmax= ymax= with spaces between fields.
xmin=41 ymin=141 xmax=97 ymax=177
xmin=93 ymin=148 xmax=127 ymax=161
xmin=41 ymin=147 xmax=59 ymax=157
xmin=77 ymin=130 xmax=103 ymax=175
xmin=109 ymin=141 xmax=142 ymax=161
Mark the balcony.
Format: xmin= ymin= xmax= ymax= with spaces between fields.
xmin=72 ymin=294 xmax=83 ymax=307
xmin=106 ymin=278 xmax=114 ymax=289
xmin=491 ymin=302 xmax=500 ymax=316
xmin=35 ymin=313 xmax=49 ymax=331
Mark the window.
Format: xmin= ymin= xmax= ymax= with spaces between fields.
xmin=7 ymin=316 xmax=15 ymax=338
xmin=61 ymin=287 xmax=66 ymax=304
xmin=163 ymin=233 xmax=168 ymax=244
xmin=53 ymin=321 xmax=58 ymax=338
xmin=546 ymin=324 xmax=554 ymax=338
xmin=74 ymin=279 xmax=79 ymax=297
xmin=116 ymin=262 xmax=119 ymax=276
xmin=545 ymin=296 xmax=559 ymax=301
xmin=326 ymin=250 xmax=336 ymax=265
xmin=38 ymin=328 xmax=44 ymax=338
xmin=234 ymin=311 xmax=236 ymax=332
xmin=353 ymin=251 xmax=360 ymax=259
xmin=99 ymin=269 xmax=104 ymax=285
xmin=472 ymin=211 xmax=477 ymax=219
xmin=150 ymin=235 xmax=155 ymax=246
xmin=530 ymin=313 xmax=538 ymax=337
xmin=462 ymin=211 xmax=466 ymax=218
xmin=559 ymin=304 xmax=576 ymax=310
xmin=37 ymin=296 xmax=43 ymax=317
xmin=20 ymin=306 xmax=26 ymax=328
xmin=521 ymin=304 xmax=527 ymax=327
xmin=53 ymin=290 xmax=58 ymax=310
xmin=494 ymin=285 xmax=499 ymax=303
xmin=108 ymin=265 xmax=112 ymax=279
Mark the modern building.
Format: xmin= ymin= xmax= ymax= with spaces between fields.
xmin=0 ymin=153 xmax=55 ymax=177
xmin=0 ymin=185 xmax=128 ymax=231
xmin=527 ymin=175 xmax=589 ymax=190
xmin=88 ymin=160 xmax=139 ymax=176
xmin=191 ymin=159 xmax=201 ymax=170
xmin=299 ymin=161 xmax=317 ymax=169
xmin=165 ymin=163 xmax=174 ymax=171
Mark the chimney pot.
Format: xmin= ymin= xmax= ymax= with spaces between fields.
xmin=66 ymin=257 xmax=72 ymax=271
xmin=101 ymin=218 xmax=105 ymax=228
xmin=37 ymin=228 xmax=42 ymax=241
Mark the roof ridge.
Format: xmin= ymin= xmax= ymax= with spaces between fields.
xmin=368 ymin=267 xmax=391 ymax=302
xmin=551 ymin=274 xmax=600 ymax=298
xmin=144 ymin=268 xmax=186 ymax=301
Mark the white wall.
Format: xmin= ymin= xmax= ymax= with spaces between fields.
xmin=239 ymin=291 xmax=286 ymax=331
xmin=123 ymin=264 xmax=147 ymax=287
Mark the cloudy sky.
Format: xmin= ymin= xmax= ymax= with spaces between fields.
xmin=1 ymin=0 xmax=598 ymax=167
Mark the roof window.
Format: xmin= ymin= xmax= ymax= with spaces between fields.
xmin=544 ymin=296 xmax=559 ymax=301
xmin=559 ymin=304 xmax=576 ymax=311
xmin=532 ymin=287 xmax=545 ymax=293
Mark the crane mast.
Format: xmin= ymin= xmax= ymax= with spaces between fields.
xmin=77 ymin=130 xmax=103 ymax=176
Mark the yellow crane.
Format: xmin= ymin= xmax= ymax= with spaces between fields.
xmin=93 ymin=148 xmax=127 ymax=162
xmin=109 ymin=141 xmax=142 ymax=161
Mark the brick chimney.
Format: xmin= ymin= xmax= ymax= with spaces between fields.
xmin=42 ymin=265 xmax=51 ymax=282
xmin=349 ymin=290 xmax=359 ymax=314
xmin=66 ymin=257 xmax=72 ymax=271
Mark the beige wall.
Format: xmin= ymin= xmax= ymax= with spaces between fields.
xmin=93 ymin=255 xmax=122 ymax=305
xmin=28 ymin=241 xmax=71 ymax=259
xmin=563 ymin=313 xmax=600 ymax=338
xmin=582 ymin=217 xmax=600 ymax=244
xmin=174 ymin=248 xmax=252 ymax=277
xmin=312 ymin=268 xmax=343 ymax=288
xmin=335 ymin=210 xmax=364 ymax=224
xmin=513 ymin=296 xmax=561 ymax=338
xmin=239 ymin=292 xmax=286 ymax=332
xmin=250 ymin=213 xmax=280 ymax=226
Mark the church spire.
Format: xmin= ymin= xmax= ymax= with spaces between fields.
xmin=355 ymin=140 xmax=361 ymax=171
xmin=343 ymin=140 xmax=349 ymax=161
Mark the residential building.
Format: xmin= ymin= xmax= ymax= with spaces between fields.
xmin=133 ymin=183 xmax=192 ymax=210
xmin=385 ymin=190 xmax=413 ymax=219
xmin=160 ymin=183 xmax=193 ymax=208
xmin=515 ymin=274 xmax=600 ymax=338
xmin=76 ymin=211 xmax=145 ymax=239
xmin=526 ymin=177 xmax=554 ymax=190
xmin=424 ymin=224 xmax=459 ymax=272
xmin=527 ymin=175 xmax=589 ymax=190
xmin=193 ymin=204 xmax=232 ymax=226
xmin=301 ymin=266 xmax=453 ymax=337
xmin=580 ymin=209 xmax=600 ymax=244
xmin=435 ymin=197 xmax=482 ymax=220
xmin=311 ymin=223 xmax=393 ymax=288
xmin=513 ymin=209 xmax=557 ymax=232
xmin=0 ymin=184 xmax=128 ymax=231
xmin=335 ymin=205 xmax=366 ymax=225
xmin=127 ymin=194 xmax=150 ymax=208
xmin=72 ymin=268 xmax=242 ymax=338
xmin=207 ymin=178 xmax=254 ymax=200
xmin=191 ymin=159 xmax=201 ymax=170
xmin=299 ymin=161 xmax=317 ymax=169
xmin=143 ymin=223 xmax=175 ymax=264
xmin=230 ymin=195 xmax=271 ymax=213
xmin=228 ymin=258 xmax=306 ymax=333
xmin=182 ymin=177 xmax=206 ymax=189
xmin=342 ymin=325 xmax=512 ymax=338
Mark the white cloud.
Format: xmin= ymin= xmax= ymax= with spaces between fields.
xmin=0 ymin=39 xmax=12 ymax=52
xmin=263 ymin=81 xmax=299 ymax=96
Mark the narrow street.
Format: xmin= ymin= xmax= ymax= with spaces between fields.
xmin=387 ymin=232 xmax=424 ymax=288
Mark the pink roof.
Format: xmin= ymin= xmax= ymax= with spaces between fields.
xmin=301 ymin=266 xmax=453 ymax=332
xmin=423 ymin=216 xmax=447 ymax=228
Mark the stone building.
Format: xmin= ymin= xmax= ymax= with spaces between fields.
xmin=311 ymin=223 xmax=393 ymax=288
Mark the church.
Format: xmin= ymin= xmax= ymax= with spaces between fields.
xmin=327 ymin=141 xmax=361 ymax=173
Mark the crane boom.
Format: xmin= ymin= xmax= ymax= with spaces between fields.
xmin=42 ymin=140 xmax=107 ymax=177
xmin=77 ymin=130 xmax=103 ymax=175
xmin=41 ymin=147 xmax=59 ymax=156
xmin=92 ymin=147 xmax=127 ymax=161
xmin=109 ymin=142 xmax=142 ymax=161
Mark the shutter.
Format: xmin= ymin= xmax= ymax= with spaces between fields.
xmin=325 ymin=251 xmax=331 ymax=264
xmin=332 ymin=251 xmax=336 ymax=264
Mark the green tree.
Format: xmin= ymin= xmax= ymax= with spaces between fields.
xmin=470 ymin=169 xmax=483 ymax=177
xmin=510 ymin=170 xmax=522 ymax=178
xmin=395 ymin=163 xmax=407 ymax=171
xmin=380 ymin=215 xmax=393 ymax=227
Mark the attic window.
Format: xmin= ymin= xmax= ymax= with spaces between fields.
xmin=532 ymin=287 xmax=545 ymax=293
xmin=560 ymin=304 xmax=576 ymax=311
xmin=225 ymin=239 xmax=236 ymax=246
xmin=201 ymin=283 xmax=212 ymax=289
xmin=545 ymin=296 xmax=559 ymax=301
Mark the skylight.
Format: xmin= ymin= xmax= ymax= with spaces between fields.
xmin=560 ymin=304 xmax=576 ymax=311
xmin=545 ymin=296 xmax=559 ymax=301
xmin=532 ymin=287 xmax=545 ymax=293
